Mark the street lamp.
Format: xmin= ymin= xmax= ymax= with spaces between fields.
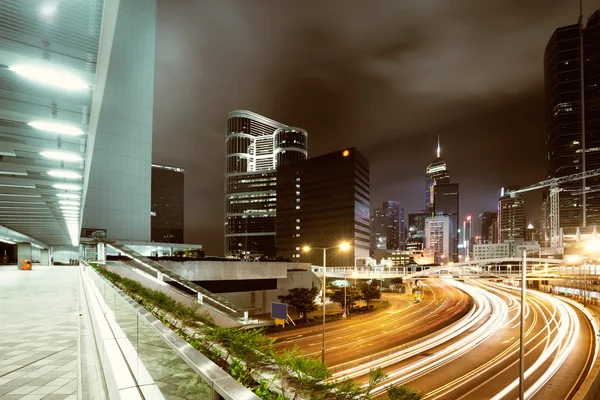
xmin=303 ymin=241 xmax=351 ymax=364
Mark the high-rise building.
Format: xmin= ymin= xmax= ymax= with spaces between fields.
xmin=151 ymin=164 xmax=184 ymax=243
xmin=479 ymin=212 xmax=497 ymax=244
xmin=424 ymin=216 xmax=450 ymax=264
xmin=434 ymin=183 xmax=459 ymax=262
xmin=545 ymin=11 xmax=600 ymax=232
xmin=225 ymin=111 xmax=307 ymax=258
xmin=370 ymin=201 xmax=402 ymax=254
xmin=498 ymin=187 xmax=525 ymax=242
xmin=461 ymin=216 xmax=473 ymax=259
xmin=425 ymin=137 xmax=450 ymax=214
xmin=276 ymin=148 xmax=370 ymax=267
xmin=407 ymin=212 xmax=429 ymax=250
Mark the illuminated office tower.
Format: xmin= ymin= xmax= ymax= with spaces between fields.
xmin=225 ymin=110 xmax=307 ymax=258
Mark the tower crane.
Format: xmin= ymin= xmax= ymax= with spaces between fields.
xmin=509 ymin=168 xmax=600 ymax=248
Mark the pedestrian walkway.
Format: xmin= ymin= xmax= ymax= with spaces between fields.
xmin=0 ymin=265 xmax=106 ymax=400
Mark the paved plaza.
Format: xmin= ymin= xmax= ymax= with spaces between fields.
xmin=0 ymin=265 xmax=106 ymax=400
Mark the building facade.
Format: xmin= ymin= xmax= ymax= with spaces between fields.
xmin=276 ymin=148 xmax=370 ymax=267
xmin=151 ymin=164 xmax=184 ymax=243
xmin=370 ymin=201 xmax=402 ymax=254
xmin=545 ymin=11 xmax=600 ymax=232
xmin=225 ymin=110 xmax=307 ymax=258
xmin=425 ymin=138 xmax=450 ymax=214
xmin=424 ymin=216 xmax=450 ymax=264
xmin=434 ymin=183 xmax=459 ymax=261
xmin=498 ymin=187 xmax=525 ymax=242
xmin=479 ymin=212 xmax=497 ymax=244
xmin=472 ymin=243 xmax=511 ymax=260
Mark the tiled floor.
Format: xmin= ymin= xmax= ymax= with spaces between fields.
xmin=0 ymin=265 xmax=105 ymax=400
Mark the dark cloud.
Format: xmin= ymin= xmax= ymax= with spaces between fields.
xmin=153 ymin=0 xmax=594 ymax=254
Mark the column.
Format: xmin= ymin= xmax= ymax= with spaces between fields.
xmin=97 ymin=242 xmax=106 ymax=262
xmin=40 ymin=249 xmax=49 ymax=265
xmin=17 ymin=242 xmax=32 ymax=270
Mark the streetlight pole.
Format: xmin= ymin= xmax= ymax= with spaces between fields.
xmin=519 ymin=248 xmax=526 ymax=400
xmin=322 ymin=247 xmax=326 ymax=363
xmin=343 ymin=271 xmax=347 ymax=318
xmin=303 ymin=241 xmax=351 ymax=365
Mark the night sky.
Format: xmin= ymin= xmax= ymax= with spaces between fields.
xmin=152 ymin=1 xmax=594 ymax=255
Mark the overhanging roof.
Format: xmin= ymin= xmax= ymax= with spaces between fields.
xmin=0 ymin=0 xmax=107 ymax=245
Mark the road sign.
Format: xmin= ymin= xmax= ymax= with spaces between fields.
xmin=271 ymin=302 xmax=287 ymax=319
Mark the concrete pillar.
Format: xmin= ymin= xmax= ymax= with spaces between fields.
xmin=97 ymin=242 xmax=106 ymax=262
xmin=17 ymin=242 xmax=32 ymax=270
xmin=40 ymin=249 xmax=49 ymax=265
xmin=405 ymin=281 xmax=414 ymax=295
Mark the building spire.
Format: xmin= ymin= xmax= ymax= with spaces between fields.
xmin=436 ymin=135 xmax=440 ymax=158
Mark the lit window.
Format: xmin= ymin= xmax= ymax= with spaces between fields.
xmin=296 ymin=226 xmax=300 ymax=230
xmin=295 ymin=247 xmax=300 ymax=251
xmin=296 ymin=191 xmax=300 ymax=195
xmin=296 ymin=199 xmax=300 ymax=202
xmin=296 ymin=178 xmax=300 ymax=182
xmin=296 ymin=219 xmax=300 ymax=223
xmin=296 ymin=206 xmax=300 ymax=209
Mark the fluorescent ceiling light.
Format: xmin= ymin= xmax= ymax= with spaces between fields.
xmin=60 ymin=206 xmax=79 ymax=210
xmin=53 ymin=183 xmax=81 ymax=191
xmin=0 ymin=193 xmax=41 ymax=198
xmin=56 ymin=193 xmax=80 ymax=199
xmin=0 ymin=238 xmax=15 ymax=245
xmin=0 ymin=171 xmax=27 ymax=176
xmin=0 ymin=152 xmax=16 ymax=157
xmin=29 ymin=121 xmax=84 ymax=136
xmin=40 ymin=151 xmax=82 ymax=162
xmin=58 ymin=200 xmax=79 ymax=205
xmin=10 ymin=64 xmax=89 ymax=90
xmin=48 ymin=170 xmax=82 ymax=179
xmin=0 ymin=183 xmax=35 ymax=189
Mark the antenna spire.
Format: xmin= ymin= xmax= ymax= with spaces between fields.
xmin=436 ymin=135 xmax=441 ymax=158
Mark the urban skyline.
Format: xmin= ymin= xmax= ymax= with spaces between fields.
xmin=152 ymin=1 xmax=590 ymax=255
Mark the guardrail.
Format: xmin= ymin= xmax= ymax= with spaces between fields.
xmin=82 ymin=261 xmax=259 ymax=400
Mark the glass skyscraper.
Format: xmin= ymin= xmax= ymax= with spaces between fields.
xmin=425 ymin=137 xmax=450 ymax=214
xmin=545 ymin=10 xmax=600 ymax=231
xmin=225 ymin=110 xmax=307 ymax=258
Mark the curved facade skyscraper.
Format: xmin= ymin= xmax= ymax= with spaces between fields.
xmin=225 ymin=110 xmax=307 ymax=257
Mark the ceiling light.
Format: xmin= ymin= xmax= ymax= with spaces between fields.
xmin=0 ymin=183 xmax=35 ymax=189
xmin=53 ymin=183 xmax=81 ymax=191
xmin=0 ymin=238 xmax=15 ymax=245
xmin=10 ymin=64 xmax=89 ymax=90
xmin=29 ymin=121 xmax=84 ymax=136
xmin=40 ymin=151 xmax=82 ymax=162
xmin=0 ymin=171 xmax=27 ymax=176
xmin=48 ymin=170 xmax=81 ymax=179
xmin=59 ymin=200 xmax=79 ymax=205
xmin=56 ymin=193 xmax=80 ymax=199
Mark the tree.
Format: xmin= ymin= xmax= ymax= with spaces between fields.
xmin=387 ymin=385 xmax=423 ymax=400
xmin=361 ymin=283 xmax=381 ymax=307
xmin=329 ymin=286 xmax=362 ymax=314
xmin=278 ymin=287 xmax=319 ymax=321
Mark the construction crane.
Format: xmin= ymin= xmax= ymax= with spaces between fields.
xmin=509 ymin=168 xmax=600 ymax=249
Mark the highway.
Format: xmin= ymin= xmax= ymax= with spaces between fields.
xmin=348 ymin=279 xmax=596 ymax=399
xmin=272 ymin=278 xmax=597 ymax=399
xmin=269 ymin=279 xmax=472 ymax=368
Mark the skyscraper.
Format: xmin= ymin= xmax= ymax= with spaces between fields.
xmin=225 ymin=111 xmax=307 ymax=258
xmin=545 ymin=10 xmax=600 ymax=232
xmin=434 ymin=183 xmax=459 ymax=261
xmin=276 ymin=148 xmax=370 ymax=267
xmin=425 ymin=137 xmax=450 ymax=214
xmin=479 ymin=212 xmax=497 ymax=244
xmin=151 ymin=164 xmax=184 ymax=243
xmin=370 ymin=201 xmax=402 ymax=254
xmin=407 ymin=212 xmax=429 ymax=250
xmin=498 ymin=187 xmax=525 ymax=242
xmin=424 ymin=216 xmax=450 ymax=264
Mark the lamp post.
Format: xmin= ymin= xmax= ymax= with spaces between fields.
xmin=519 ymin=249 xmax=526 ymax=400
xmin=303 ymin=241 xmax=351 ymax=364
